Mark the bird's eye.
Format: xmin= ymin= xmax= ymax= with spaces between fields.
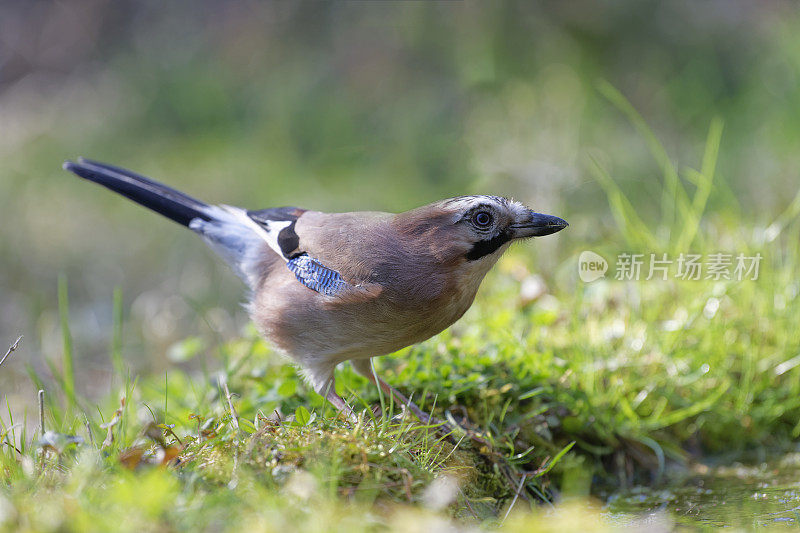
xmin=473 ymin=211 xmax=493 ymax=227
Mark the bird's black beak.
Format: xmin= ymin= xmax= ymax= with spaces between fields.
xmin=512 ymin=211 xmax=569 ymax=238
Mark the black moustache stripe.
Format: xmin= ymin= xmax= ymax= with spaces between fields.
xmin=278 ymin=220 xmax=300 ymax=257
xmin=465 ymin=231 xmax=511 ymax=260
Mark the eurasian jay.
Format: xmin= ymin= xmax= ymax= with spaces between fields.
xmin=63 ymin=158 xmax=568 ymax=422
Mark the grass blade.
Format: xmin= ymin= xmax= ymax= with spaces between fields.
xmin=598 ymin=80 xmax=693 ymax=248
xmin=677 ymin=117 xmax=724 ymax=251
xmin=588 ymin=154 xmax=659 ymax=250
xmin=111 ymin=287 xmax=124 ymax=379
xmin=58 ymin=275 xmax=77 ymax=411
xmin=535 ymin=441 xmax=576 ymax=478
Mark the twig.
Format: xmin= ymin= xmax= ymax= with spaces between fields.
xmin=220 ymin=375 xmax=240 ymax=432
xmin=502 ymin=472 xmax=529 ymax=523
xmin=38 ymin=389 xmax=46 ymax=471
xmin=101 ymin=397 xmax=125 ymax=450
xmin=1 ymin=423 xmax=23 ymax=456
xmin=459 ymin=488 xmax=479 ymax=519
xmin=220 ymin=374 xmax=240 ymax=489
xmin=0 ymin=336 xmax=22 ymax=368
xmin=38 ymin=390 xmax=45 ymax=435
xmin=83 ymin=413 xmax=95 ymax=448
xmin=2 ymin=441 xmax=23 ymax=456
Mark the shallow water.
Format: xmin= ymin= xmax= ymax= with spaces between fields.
xmin=604 ymin=454 xmax=800 ymax=529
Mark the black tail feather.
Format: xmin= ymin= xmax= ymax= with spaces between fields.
xmin=63 ymin=158 xmax=212 ymax=227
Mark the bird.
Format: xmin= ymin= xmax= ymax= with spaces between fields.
xmin=63 ymin=158 xmax=568 ymax=422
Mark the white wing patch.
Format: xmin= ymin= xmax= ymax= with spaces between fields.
xmin=189 ymin=204 xmax=351 ymax=296
xmin=217 ymin=205 xmax=292 ymax=259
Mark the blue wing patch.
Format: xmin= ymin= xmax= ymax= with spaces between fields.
xmin=286 ymin=254 xmax=349 ymax=296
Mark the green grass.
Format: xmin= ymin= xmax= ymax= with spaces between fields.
xmin=4 ymin=93 xmax=800 ymax=531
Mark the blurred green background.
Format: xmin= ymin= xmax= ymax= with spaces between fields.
xmin=1 ymin=1 xmax=799 ymax=405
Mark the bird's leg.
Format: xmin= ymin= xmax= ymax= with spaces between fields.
xmin=310 ymin=369 xmax=355 ymax=420
xmin=351 ymin=358 xmax=433 ymax=425
xmin=324 ymin=388 xmax=355 ymax=420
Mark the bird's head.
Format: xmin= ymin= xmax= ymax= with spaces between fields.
xmin=396 ymin=195 xmax=568 ymax=267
